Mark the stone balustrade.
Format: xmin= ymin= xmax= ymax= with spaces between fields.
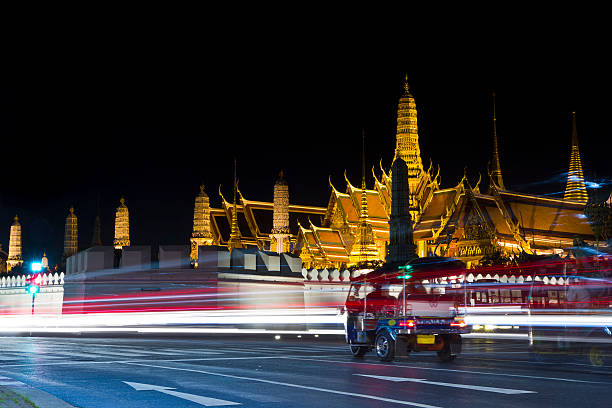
xmin=0 ymin=272 xmax=65 ymax=288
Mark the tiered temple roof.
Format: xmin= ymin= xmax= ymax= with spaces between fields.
xmin=413 ymin=175 xmax=594 ymax=262
xmin=210 ymin=187 xmax=327 ymax=251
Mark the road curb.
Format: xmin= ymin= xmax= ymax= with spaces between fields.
xmin=0 ymin=376 xmax=76 ymax=408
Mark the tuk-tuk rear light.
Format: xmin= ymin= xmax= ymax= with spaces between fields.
xmin=399 ymin=319 xmax=415 ymax=328
xmin=450 ymin=321 xmax=466 ymax=328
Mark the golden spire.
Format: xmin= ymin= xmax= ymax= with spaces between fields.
xmin=490 ymin=91 xmax=505 ymax=189
xmin=113 ymin=197 xmax=130 ymax=249
xmin=228 ymin=158 xmax=243 ymax=250
xmin=564 ymin=112 xmax=588 ymax=203
xmin=7 ymin=214 xmax=23 ymax=270
xmin=190 ymin=184 xmax=213 ymax=265
xmin=64 ymin=205 xmax=78 ymax=258
xmin=360 ymin=129 xmax=368 ymax=220
xmin=192 ymin=184 xmax=212 ymax=239
xmin=271 ymin=170 xmax=291 ymax=253
xmin=393 ymin=74 xmax=423 ymax=177
xmin=350 ymin=129 xmax=378 ymax=264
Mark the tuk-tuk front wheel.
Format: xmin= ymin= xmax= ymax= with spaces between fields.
xmin=375 ymin=331 xmax=395 ymax=362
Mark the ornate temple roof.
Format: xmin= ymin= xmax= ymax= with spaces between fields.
xmin=210 ymin=189 xmax=327 ymax=249
xmin=412 ymin=183 xmax=594 ymax=250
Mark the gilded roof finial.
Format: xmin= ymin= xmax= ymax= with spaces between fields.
xmin=571 ymin=111 xmax=578 ymax=145
xmin=490 ymin=90 xmax=505 ymax=190
xmin=403 ymin=73 xmax=410 ymax=94
xmin=228 ymin=157 xmax=243 ymax=250
xmin=361 ymin=128 xmax=366 ymax=189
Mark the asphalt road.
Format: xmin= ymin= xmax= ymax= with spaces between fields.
xmin=1 ymin=335 xmax=611 ymax=407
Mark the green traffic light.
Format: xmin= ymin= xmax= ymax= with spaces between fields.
xmin=397 ymin=264 xmax=413 ymax=279
xmin=27 ymin=285 xmax=40 ymax=294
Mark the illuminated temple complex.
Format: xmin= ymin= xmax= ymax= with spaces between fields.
xmin=290 ymin=76 xmax=595 ymax=268
xmin=184 ymin=76 xmax=596 ymax=269
xmin=20 ymin=75 xmax=599 ymax=273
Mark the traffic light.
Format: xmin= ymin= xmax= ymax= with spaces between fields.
xmin=25 ymin=273 xmax=42 ymax=295
xmin=397 ymin=264 xmax=413 ymax=279
xmin=26 ymin=283 xmax=40 ymax=294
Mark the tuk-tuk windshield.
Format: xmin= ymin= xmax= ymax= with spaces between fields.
xmin=347 ymin=281 xmax=403 ymax=301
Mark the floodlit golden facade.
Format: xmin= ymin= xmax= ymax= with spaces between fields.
xmin=271 ymin=171 xmax=291 ymax=254
xmin=7 ymin=215 xmax=23 ymax=270
xmin=295 ymin=76 xmax=439 ymax=268
xmin=113 ymin=197 xmax=130 ymax=249
xmin=211 ymin=185 xmax=325 ymax=251
xmin=190 ymin=185 xmax=214 ymax=264
xmin=179 ymin=76 xmax=595 ymax=268
xmin=564 ymin=112 xmax=588 ymax=203
xmin=63 ymin=206 xmax=78 ymax=258
xmin=293 ymin=77 xmax=595 ymax=269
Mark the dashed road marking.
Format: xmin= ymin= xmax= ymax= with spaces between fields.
xmin=355 ymin=374 xmax=536 ymax=394
xmin=283 ymin=356 xmax=611 ymax=384
xmin=121 ymin=361 xmax=443 ymax=408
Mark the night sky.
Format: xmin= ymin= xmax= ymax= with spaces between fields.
xmin=1 ymin=34 xmax=610 ymax=268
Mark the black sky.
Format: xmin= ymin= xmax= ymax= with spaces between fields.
xmin=1 ymin=27 xmax=610 ymax=267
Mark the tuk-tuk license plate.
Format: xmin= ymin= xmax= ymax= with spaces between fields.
xmin=417 ymin=335 xmax=435 ymax=344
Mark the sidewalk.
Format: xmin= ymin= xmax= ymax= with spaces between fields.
xmin=0 ymin=377 xmax=75 ymax=408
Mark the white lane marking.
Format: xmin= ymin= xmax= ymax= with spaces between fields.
xmin=249 ymin=346 xmax=343 ymax=354
xmin=223 ymin=348 xmax=271 ymax=354
xmin=159 ymin=349 xmax=222 ymax=355
xmin=84 ymin=350 xmax=151 ymax=358
xmin=0 ymin=355 xmax=331 ymax=368
xmin=54 ymin=351 xmax=102 ymax=359
xmin=116 ymin=349 xmax=184 ymax=356
xmin=121 ymin=362 xmax=443 ymax=408
xmin=123 ymin=381 xmax=240 ymax=406
xmin=460 ymin=355 xmax=612 ymax=369
xmin=274 ymin=347 xmax=340 ymax=353
xmin=460 ymin=352 xmax=531 ymax=355
xmin=246 ymin=347 xmax=289 ymax=352
xmin=355 ymin=374 xmax=536 ymax=394
xmin=2 ymin=354 xmax=64 ymax=360
xmin=282 ymin=357 xmax=611 ymax=385
xmin=0 ymin=375 xmax=25 ymax=386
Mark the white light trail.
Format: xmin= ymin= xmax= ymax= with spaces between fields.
xmin=0 ymin=308 xmax=346 ymax=334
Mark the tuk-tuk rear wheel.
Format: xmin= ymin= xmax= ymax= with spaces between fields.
xmin=375 ymin=331 xmax=395 ymax=362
